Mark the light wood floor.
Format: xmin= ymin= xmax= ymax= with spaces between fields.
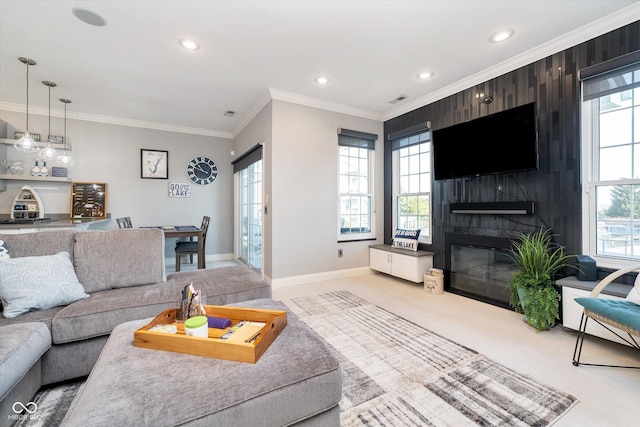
xmin=273 ymin=272 xmax=640 ymax=427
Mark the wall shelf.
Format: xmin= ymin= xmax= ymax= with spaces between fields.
xmin=0 ymin=174 xmax=71 ymax=183
xmin=450 ymin=201 xmax=535 ymax=215
xmin=0 ymin=137 xmax=73 ymax=189
xmin=0 ymin=138 xmax=72 ymax=151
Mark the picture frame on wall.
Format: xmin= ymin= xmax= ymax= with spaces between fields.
xmin=141 ymin=149 xmax=169 ymax=179
xmin=70 ymin=182 xmax=108 ymax=219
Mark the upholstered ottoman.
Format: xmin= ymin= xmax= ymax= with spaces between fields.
xmin=0 ymin=322 xmax=51 ymax=427
xmin=62 ymin=299 xmax=342 ymax=426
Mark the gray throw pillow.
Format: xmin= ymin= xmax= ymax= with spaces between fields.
xmin=0 ymin=240 xmax=9 ymax=259
xmin=0 ymin=251 xmax=89 ymax=318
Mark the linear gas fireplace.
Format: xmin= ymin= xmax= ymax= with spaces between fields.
xmin=445 ymin=233 xmax=518 ymax=309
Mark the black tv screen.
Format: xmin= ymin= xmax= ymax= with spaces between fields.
xmin=432 ymin=103 xmax=539 ymax=181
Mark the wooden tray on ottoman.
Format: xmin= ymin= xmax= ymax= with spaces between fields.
xmin=133 ymin=305 xmax=287 ymax=363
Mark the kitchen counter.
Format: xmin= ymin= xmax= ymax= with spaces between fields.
xmin=0 ymin=214 xmax=111 ymax=232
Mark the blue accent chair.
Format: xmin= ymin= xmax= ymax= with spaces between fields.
xmin=573 ymin=264 xmax=640 ymax=369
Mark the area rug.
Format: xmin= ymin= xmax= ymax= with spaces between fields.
xmin=288 ymin=290 xmax=578 ymax=426
xmin=12 ymin=379 xmax=84 ymax=427
xmin=14 ymin=290 xmax=577 ymax=426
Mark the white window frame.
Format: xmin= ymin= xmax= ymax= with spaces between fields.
xmin=391 ymin=131 xmax=432 ymax=245
xmin=581 ymin=58 xmax=640 ymax=269
xmin=338 ymin=145 xmax=375 ymax=241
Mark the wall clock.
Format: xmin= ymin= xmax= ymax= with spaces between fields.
xmin=187 ymin=156 xmax=218 ymax=185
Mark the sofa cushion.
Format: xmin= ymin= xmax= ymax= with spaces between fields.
xmin=52 ymin=266 xmax=271 ymax=344
xmin=167 ymin=265 xmax=272 ymax=304
xmin=0 ymin=322 xmax=51 ymax=400
xmin=51 ymin=283 xmax=178 ymax=344
xmin=73 ymin=229 xmax=166 ymax=293
xmin=0 ymin=252 xmax=89 ymax=318
xmin=62 ymin=299 xmax=341 ymax=427
xmin=0 ymin=230 xmax=76 ymax=259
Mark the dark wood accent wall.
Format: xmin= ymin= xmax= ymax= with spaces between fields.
xmin=383 ymin=21 xmax=640 ymax=270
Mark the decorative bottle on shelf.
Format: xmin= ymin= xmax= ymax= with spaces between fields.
xmin=31 ymin=160 xmax=41 ymax=177
xmin=40 ymin=161 xmax=49 ymax=177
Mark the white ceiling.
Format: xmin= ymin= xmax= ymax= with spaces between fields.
xmin=1 ymin=0 xmax=639 ymax=139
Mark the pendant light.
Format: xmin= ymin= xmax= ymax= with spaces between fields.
xmin=56 ymin=98 xmax=74 ymax=167
xmin=39 ymin=80 xmax=57 ymax=160
xmin=14 ymin=57 xmax=39 ymax=153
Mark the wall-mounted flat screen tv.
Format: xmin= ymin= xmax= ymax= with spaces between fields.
xmin=432 ymin=102 xmax=539 ymax=181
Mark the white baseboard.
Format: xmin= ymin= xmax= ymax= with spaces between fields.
xmin=271 ymin=267 xmax=374 ymax=289
xmin=165 ymin=252 xmax=234 ymax=268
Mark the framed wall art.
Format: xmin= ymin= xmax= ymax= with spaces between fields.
xmin=141 ymin=149 xmax=169 ymax=179
xmin=70 ymin=182 xmax=108 ymax=219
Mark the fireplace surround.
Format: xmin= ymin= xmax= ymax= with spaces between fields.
xmin=444 ymin=233 xmax=518 ymax=309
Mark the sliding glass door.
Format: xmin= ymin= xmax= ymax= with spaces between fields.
xmin=237 ymin=159 xmax=262 ymax=271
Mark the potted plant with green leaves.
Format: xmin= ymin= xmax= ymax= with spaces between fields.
xmin=508 ymin=228 xmax=574 ymax=331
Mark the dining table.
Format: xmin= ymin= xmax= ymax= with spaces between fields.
xmin=142 ymin=225 xmax=205 ymax=269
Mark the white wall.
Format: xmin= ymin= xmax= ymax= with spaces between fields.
xmin=270 ymin=100 xmax=384 ymax=282
xmin=0 ymin=110 xmax=234 ymax=259
xmin=2 ymin=100 xmax=385 ymax=280
xmin=232 ymin=102 xmax=273 ymax=279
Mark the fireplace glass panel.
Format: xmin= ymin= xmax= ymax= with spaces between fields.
xmin=450 ymin=244 xmax=518 ymax=305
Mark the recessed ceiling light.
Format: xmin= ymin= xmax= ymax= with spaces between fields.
xmin=417 ymin=71 xmax=433 ymax=80
xmin=72 ymin=8 xmax=107 ymax=26
xmin=490 ymin=29 xmax=514 ymax=43
xmin=314 ymin=76 xmax=330 ymax=85
xmin=179 ymin=38 xmax=200 ymax=51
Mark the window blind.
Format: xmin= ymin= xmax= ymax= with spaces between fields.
xmin=389 ymin=122 xmax=431 ymax=151
xmin=579 ymin=50 xmax=640 ymax=101
xmin=232 ymin=143 xmax=262 ymax=173
xmin=338 ymin=128 xmax=377 ymax=150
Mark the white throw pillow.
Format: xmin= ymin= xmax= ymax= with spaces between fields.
xmin=0 ymin=251 xmax=89 ymax=318
xmin=627 ymin=273 xmax=640 ymax=305
xmin=391 ymin=229 xmax=421 ymax=251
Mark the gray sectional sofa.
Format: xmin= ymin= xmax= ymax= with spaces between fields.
xmin=0 ymin=228 xmax=272 ymax=425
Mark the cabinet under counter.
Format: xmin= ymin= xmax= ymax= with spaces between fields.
xmin=369 ymin=244 xmax=434 ymax=283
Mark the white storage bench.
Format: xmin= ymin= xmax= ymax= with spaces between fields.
xmin=558 ymin=275 xmax=633 ymax=346
xmin=369 ymin=244 xmax=434 ymax=283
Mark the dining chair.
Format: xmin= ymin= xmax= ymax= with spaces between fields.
xmin=175 ymin=216 xmax=210 ymax=272
xmin=116 ymin=217 xmax=133 ymax=229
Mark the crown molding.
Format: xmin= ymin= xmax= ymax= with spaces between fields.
xmin=383 ymin=3 xmax=640 ymax=121
xmin=230 ymin=89 xmax=273 ymax=138
xmin=268 ymin=88 xmax=384 ymax=122
xmin=0 ymin=101 xmax=233 ymax=139
xmin=230 ymin=88 xmax=385 ymax=138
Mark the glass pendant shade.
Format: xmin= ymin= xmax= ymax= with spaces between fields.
xmin=57 ymin=152 xmax=74 ymax=167
xmin=14 ymin=133 xmax=39 ymax=153
xmin=56 ymin=98 xmax=74 ymax=167
xmin=39 ymin=145 xmax=57 ymax=160
xmin=39 ymin=80 xmax=58 ymax=160
xmin=14 ymin=57 xmax=40 ymax=153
